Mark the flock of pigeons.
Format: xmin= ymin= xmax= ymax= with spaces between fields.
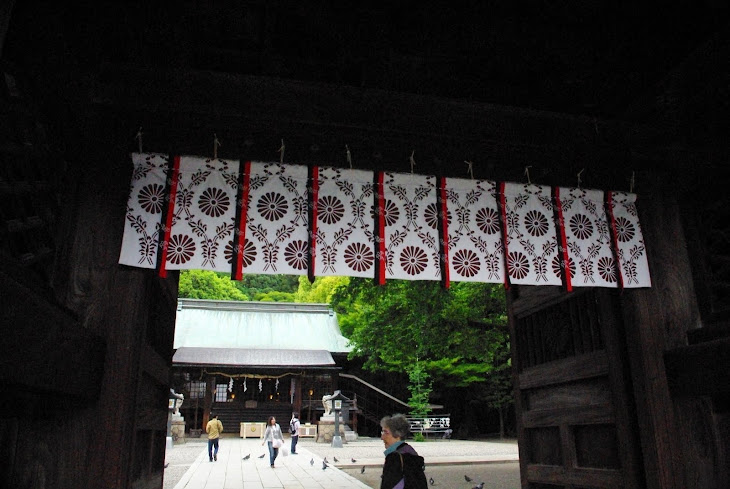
xmin=240 ymin=452 xmax=361 ymax=472
xmin=240 ymin=452 xmax=486 ymax=488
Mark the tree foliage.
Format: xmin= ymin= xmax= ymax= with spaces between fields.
xmin=406 ymin=360 xmax=433 ymax=416
xmin=178 ymin=271 xmax=300 ymax=302
xmin=295 ymin=276 xmax=350 ymax=303
xmin=330 ymin=279 xmax=508 ymax=393
xmin=178 ymin=270 xmax=249 ymax=301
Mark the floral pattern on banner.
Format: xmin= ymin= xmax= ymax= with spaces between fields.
xmin=315 ymin=167 xmax=375 ymax=277
xmin=609 ymin=192 xmax=651 ymax=288
xmin=443 ymin=178 xmax=505 ymax=283
xmin=117 ymin=156 xmax=652 ymax=289
xmin=558 ymin=187 xmax=617 ymax=287
xmin=244 ymin=162 xmax=309 ymax=275
xmin=119 ymin=153 xmax=170 ymax=268
xmin=382 ymin=172 xmax=440 ymax=281
xmin=165 ymin=156 xmax=240 ymax=271
xmin=502 ymin=182 xmax=562 ymax=286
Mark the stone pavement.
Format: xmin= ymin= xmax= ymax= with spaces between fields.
xmin=165 ymin=435 xmax=519 ymax=489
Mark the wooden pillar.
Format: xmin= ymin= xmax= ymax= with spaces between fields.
xmin=293 ymin=376 xmax=303 ymax=416
xmin=618 ymin=175 xmax=699 ymax=489
xmin=203 ymin=375 xmax=216 ymax=430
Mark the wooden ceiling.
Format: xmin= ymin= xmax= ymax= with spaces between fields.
xmin=2 ymin=1 xmax=728 ymax=185
xmin=5 ymin=1 xmax=729 ymax=118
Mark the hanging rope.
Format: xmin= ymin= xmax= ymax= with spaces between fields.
xmin=464 ymin=160 xmax=474 ymax=179
xmin=213 ymin=134 xmax=221 ymax=159
xmin=278 ymin=139 xmax=285 ymax=163
xmin=135 ymin=127 xmax=143 ymax=152
xmin=630 ymin=171 xmax=635 ymax=193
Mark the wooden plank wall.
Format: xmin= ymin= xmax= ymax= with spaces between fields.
xmin=0 ymin=56 xmax=178 ymax=489
xmin=509 ymin=288 xmax=642 ymax=489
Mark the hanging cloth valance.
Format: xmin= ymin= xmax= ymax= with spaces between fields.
xmin=119 ymin=153 xmax=652 ymax=289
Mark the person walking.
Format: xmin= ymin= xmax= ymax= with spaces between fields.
xmin=289 ymin=412 xmax=301 ymax=454
xmin=205 ymin=412 xmax=223 ymax=462
xmin=380 ymin=414 xmax=427 ymax=488
xmin=262 ymin=416 xmax=285 ymax=468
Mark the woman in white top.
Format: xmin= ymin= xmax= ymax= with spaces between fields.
xmin=262 ymin=416 xmax=285 ymax=468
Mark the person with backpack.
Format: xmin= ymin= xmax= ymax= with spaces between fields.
xmin=380 ymin=414 xmax=428 ymax=489
xmin=289 ymin=412 xmax=301 ymax=454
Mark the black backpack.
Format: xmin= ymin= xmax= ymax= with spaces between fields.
xmin=398 ymin=452 xmax=428 ymax=489
xmin=290 ymin=419 xmax=297 ymax=434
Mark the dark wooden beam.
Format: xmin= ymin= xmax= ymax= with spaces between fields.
xmin=519 ymin=351 xmax=609 ymax=389
xmin=0 ymin=268 xmax=106 ymax=405
xmin=665 ymin=337 xmax=730 ymax=397
xmin=87 ymin=63 xmax=672 ymax=190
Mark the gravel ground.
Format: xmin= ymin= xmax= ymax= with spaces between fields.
xmin=340 ymin=463 xmax=521 ymax=489
xmin=298 ymin=436 xmax=519 ymax=465
xmin=163 ymin=438 xmax=208 ymax=489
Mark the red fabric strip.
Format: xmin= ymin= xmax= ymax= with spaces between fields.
xmin=438 ymin=177 xmax=450 ymax=289
xmin=307 ymin=165 xmax=319 ymax=284
xmin=498 ymin=182 xmax=511 ymax=290
xmin=235 ymin=160 xmax=251 ymax=280
xmin=553 ymin=187 xmax=572 ymax=292
xmin=376 ymin=171 xmax=386 ymax=285
xmin=605 ymin=191 xmax=625 ymax=290
xmin=158 ymin=155 xmax=180 ymax=278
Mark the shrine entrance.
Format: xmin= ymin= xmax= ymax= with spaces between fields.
xmin=2 ymin=4 xmax=729 ymax=489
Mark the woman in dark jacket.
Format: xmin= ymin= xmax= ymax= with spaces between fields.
xmin=380 ymin=414 xmax=427 ymax=489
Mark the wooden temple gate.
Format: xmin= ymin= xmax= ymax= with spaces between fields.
xmin=1 ymin=3 xmax=729 ymax=489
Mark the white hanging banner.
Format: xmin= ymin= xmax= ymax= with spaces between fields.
xmin=501 ymin=182 xmax=562 ymax=286
xmin=119 ymin=153 xmax=169 ymax=268
xmin=556 ymin=187 xmax=617 ymax=288
xmin=443 ymin=177 xmax=505 ymax=283
xmin=382 ymin=172 xmax=441 ymax=281
xmin=118 ymin=155 xmax=652 ymax=289
xmin=314 ymin=167 xmax=376 ymax=277
xmin=164 ymin=156 xmax=240 ymax=271
xmin=607 ymin=191 xmax=651 ymax=288
xmin=244 ymin=162 xmax=309 ymax=275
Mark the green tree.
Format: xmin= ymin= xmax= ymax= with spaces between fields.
xmin=479 ymin=322 xmax=513 ymax=438
xmin=178 ymin=270 xmax=249 ymax=301
xmin=406 ymin=360 xmax=432 ymax=416
xmin=295 ymin=276 xmax=350 ymax=303
xmin=255 ymin=290 xmax=296 ymax=302
xmin=235 ymin=274 xmax=299 ymax=300
xmin=330 ymin=279 xmax=508 ymax=413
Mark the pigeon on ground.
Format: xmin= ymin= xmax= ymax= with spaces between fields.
xmin=360 ymin=466 xmax=365 ymax=474
xmin=464 ymin=475 xmax=473 ymax=482
xmin=323 ymin=457 xmax=328 ymax=464
xmin=164 ymin=463 xmax=169 ymax=469
xmin=322 ymin=461 xmax=328 ymax=470
xmin=310 ymin=458 xmax=314 ymax=466
xmin=351 ymin=457 xmax=357 ymax=463
xmin=242 ymin=454 xmax=250 ymax=460
xmin=258 ymin=453 xmax=266 ymax=459
xmin=429 ymin=477 xmax=435 ymax=485
xmin=333 ymin=456 xmax=339 ymax=463
xmin=472 ymin=483 xmax=484 ymax=489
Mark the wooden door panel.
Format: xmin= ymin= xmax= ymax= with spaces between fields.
xmin=509 ymin=288 xmax=643 ymax=489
